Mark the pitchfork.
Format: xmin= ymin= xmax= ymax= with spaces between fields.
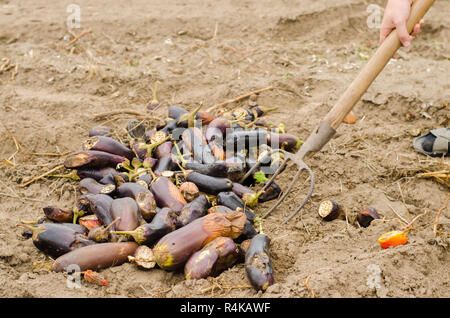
xmin=239 ymin=0 xmax=435 ymax=225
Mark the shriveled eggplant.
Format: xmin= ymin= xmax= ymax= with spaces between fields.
xmin=245 ymin=233 xmax=274 ymax=292
xmin=43 ymin=206 xmax=73 ymax=223
xmin=184 ymin=161 xmax=229 ymax=178
xmin=110 ymin=197 xmax=140 ymax=231
xmin=216 ymin=191 xmax=256 ymax=223
xmin=176 ymin=195 xmax=210 ymax=228
xmin=152 ymin=210 xmax=246 ymax=270
xmin=64 ymin=150 xmax=127 ymax=170
xmin=207 ymin=205 xmax=232 ymax=214
xmin=52 ymin=242 xmax=138 ymax=272
xmin=185 ymin=236 xmax=240 ymax=279
xmin=150 ymin=177 xmax=187 ymax=213
xmin=112 ymin=207 xmax=178 ymax=246
xmin=267 ymin=132 xmax=302 ymax=152
xmin=83 ymin=136 xmax=135 ymax=160
xmin=19 ymin=223 xmax=94 ymax=259
xmin=87 ymin=217 xmax=121 ymax=243
xmin=179 ymin=182 xmax=199 ymax=202
xmin=117 ymin=183 xmax=157 ymax=221
xmin=185 ymin=171 xmax=233 ymax=195
xmin=79 ymin=177 xmax=115 ymax=195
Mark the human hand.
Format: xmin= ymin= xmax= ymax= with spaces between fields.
xmin=380 ymin=0 xmax=424 ymax=46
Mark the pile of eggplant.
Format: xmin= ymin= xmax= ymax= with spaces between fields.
xmin=21 ymin=103 xmax=301 ymax=292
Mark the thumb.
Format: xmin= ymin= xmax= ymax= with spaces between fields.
xmin=394 ymin=19 xmax=413 ymax=47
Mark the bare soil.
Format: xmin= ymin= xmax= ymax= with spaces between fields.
xmin=0 ymin=0 xmax=449 ymax=298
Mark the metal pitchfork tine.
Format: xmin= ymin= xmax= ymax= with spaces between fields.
xmin=240 ymin=0 xmax=435 ymax=225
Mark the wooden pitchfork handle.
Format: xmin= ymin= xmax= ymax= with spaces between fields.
xmin=299 ymin=0 xmax=435 ymax=158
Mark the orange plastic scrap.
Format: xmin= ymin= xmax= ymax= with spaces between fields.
xmin=82 ymin=270 xmax=108 ymax=286
xmin=378 ymin=230 xmax=408 ymax=249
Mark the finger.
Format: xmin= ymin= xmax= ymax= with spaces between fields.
xmin=394 ymin=19 xmax=413 ymax=47
xmin=379 ymin=26 xmax=393 ymax=44
xmin=411 ymin=23 xmax=421 ymax=36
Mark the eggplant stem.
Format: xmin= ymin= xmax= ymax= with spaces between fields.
xmin=254 ymin=217 xmax=264 ymax=234
xmin=140 ymin=134 xmax=171 ymax=157
xmin=173 ymin=142 xmax=186 ymax=167
xmin=72 ymin=209 xmax=86 ymax=224
xmin=48 ymin=170 xmax=80 ymax=181
xmin=245 ymin=190 xmax=265 ymax=208
xmin=260 ymin=106 xmax=278 ymax=114
xmin=177 ymin=103 xmax=203 ymax=128
xmin=104 ymin=217 xmax=121 ymax=231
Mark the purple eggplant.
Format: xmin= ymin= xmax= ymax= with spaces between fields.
xmin=267 ymin=132 xmax=302 ymax=152
xmin=52 ymin=242 xmax=138 ymax=272
xmin=112 ymin=207 xmax=178 ymax=246
xmin=116 ymin=183 xmax=157 ymax=221
xmin=150 ymin=177 xmax=187 ymax=213
xmin=110 ymin=197 xmax=140 ymax=231
xmin=184 ymin=161 xmax=229 ymax=178
xmin=79 ymin=177 xmax=115 ymax=195
xmin=19 ymin=223 xmax=95 ymax=259
xmin=185 ymin=236 xmax=240 ymax=279
xmin=76 ymin=167 xmax=120 ymax=182
xmin=245 ymin=233 xmax=274 ymax=292
xmin=176 ymin=195 xmax=210 ymax=228
xmin=64 ymin=150 xmax=127 ymax=170
xmin=185 ymin=171 xmax=233 ymax=195
xmin=83 ymin=136 xmax=135 ymax=160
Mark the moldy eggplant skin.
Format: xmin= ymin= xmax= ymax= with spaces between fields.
xmin=176 ymin=195 xmax=210 ymax=228
xmin=64 ymin=150 xmax=127 ymax=170
xmin=185 ymin=171 xmax=233 ymax=195
xmin=24 ymin=223 xmax=94 ymax=259
xmin=114 ymin=207 xmax=178 ymax=247
xmin=184 ymin=236 xmax=240 ymax=280
xmin=245 ymin=234 xmax=274 ymax=292
xmin=83 ymin=135 xmax=135 ymax=160
xmin=179 ymin=182 xmax=199 ymax=202
xmin=116 ymin=183 xmax=157 ymax=221
xmin=52 ymin=242 xmax=138 ymax=272
xmin=152 ymin=210 xmax=246 ymax=271
xmin=150 ymin=177 xmax=187 ymax=214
